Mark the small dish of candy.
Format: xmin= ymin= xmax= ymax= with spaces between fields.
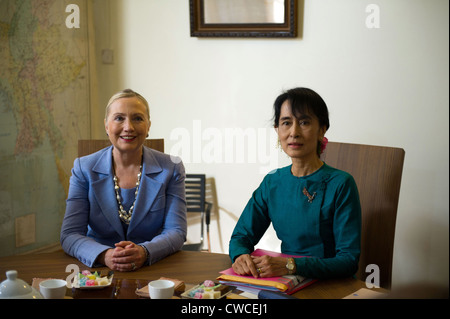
xmin=181 ymin=280 xmax=234 ymax=299
xmin=72 ymin=270 xmax=114 ymax=289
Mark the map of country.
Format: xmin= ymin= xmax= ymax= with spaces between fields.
xmin=0 ymin=0 xmax=90 ymax=255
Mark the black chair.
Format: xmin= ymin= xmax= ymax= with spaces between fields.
xmin=182 ymin=174 xmax=212 ymax=252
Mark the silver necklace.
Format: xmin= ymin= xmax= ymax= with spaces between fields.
xmin=113 ymin=161 xmax=143 ymax=224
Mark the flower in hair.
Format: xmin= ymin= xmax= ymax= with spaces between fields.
xmin=320 ymin=137 xmax=328 ymax=154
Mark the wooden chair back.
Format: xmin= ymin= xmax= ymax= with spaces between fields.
xmin=321 ymin=141 xmax=405 ymax=288
xmin=78 ymin=139 xmax=164 ymax=157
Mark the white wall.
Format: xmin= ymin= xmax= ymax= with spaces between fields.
xmin=93 ymin=0 xmax=449 ymax=289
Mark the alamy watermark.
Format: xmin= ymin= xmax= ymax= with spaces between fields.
xmin=65 ymin=4 xmax=381 ymax=30
xmin=65 ymin=264 xmax=79 ymax=288
xmin=65 ymin=4 xmax=80 ymax=29
xmin=168 ymin=120 xmax=279 ymax=174
xmin=365 ymin=264 xmax=380 ymax=288
xmin=366 ymin=4 xmax=381 ymax=29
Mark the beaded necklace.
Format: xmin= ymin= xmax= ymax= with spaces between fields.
xmin=113 ymin=156 xmax=143 ymax=224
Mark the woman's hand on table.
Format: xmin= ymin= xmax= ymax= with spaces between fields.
xmin=232 ymin=254 xmax=259 ymax=278
xmin=99 ymin=241 xmax=147 ymax=271
xmin=232 ymin=254 xmax=292 ymax=278
xmin=251 ymin=255 xmax=292 ymax=277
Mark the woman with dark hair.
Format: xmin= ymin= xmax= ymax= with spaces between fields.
xmin=229 ymin=87 xmax=361 ymax=280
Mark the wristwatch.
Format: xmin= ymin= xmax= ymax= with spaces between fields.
xmin=286 ymin=257 xmax=295 ymax=275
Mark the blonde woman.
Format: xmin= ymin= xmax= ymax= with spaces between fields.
xmin=61 ymin=89 xmax=187 ymax=271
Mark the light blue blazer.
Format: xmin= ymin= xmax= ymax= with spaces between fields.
xmin=60 ymin=146 xmax=187 ymax=267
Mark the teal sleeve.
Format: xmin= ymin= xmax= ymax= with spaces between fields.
xmin=229 ymin=180 xmax=271 ymax=262
xmin=295 ymin=176 xmax=361 ymax=279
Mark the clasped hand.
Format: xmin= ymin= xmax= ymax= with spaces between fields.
xmin=100 ymin=241 xmax=146 ymax=272
xmin=232 ymin=254 xmax=289 ymax=278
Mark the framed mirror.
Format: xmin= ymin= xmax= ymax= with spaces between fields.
xmin=189 ymin=0 xmax=298 ymax=37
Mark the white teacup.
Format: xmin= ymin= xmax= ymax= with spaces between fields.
xmin=148 ymin=280 xmax=174 ymax=299
xmin=39 ymin=279 xmax=67 ymax=299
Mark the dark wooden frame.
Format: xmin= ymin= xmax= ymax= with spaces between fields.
xmin=189 ymin=0 xmax=297 ymax=38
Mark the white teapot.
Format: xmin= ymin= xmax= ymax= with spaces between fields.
xmin=0 ymin=270 xmax=43 ymax=299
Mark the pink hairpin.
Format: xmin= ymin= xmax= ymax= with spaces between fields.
xmin=320 ymin=137 xmax=328 ymax=154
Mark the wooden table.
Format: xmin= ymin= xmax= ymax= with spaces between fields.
xmin=0 ymin=249 xmax=386 ymax=299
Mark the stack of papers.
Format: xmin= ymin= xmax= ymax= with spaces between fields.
xmin=217 ymin=249 xmax=317 ymax=295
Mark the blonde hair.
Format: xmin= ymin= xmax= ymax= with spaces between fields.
xmin=105 ymin=89 xmax=150 ymax=121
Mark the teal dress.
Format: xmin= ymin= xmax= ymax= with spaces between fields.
xmin=229 ymin=163 xmax=361 ymax=279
